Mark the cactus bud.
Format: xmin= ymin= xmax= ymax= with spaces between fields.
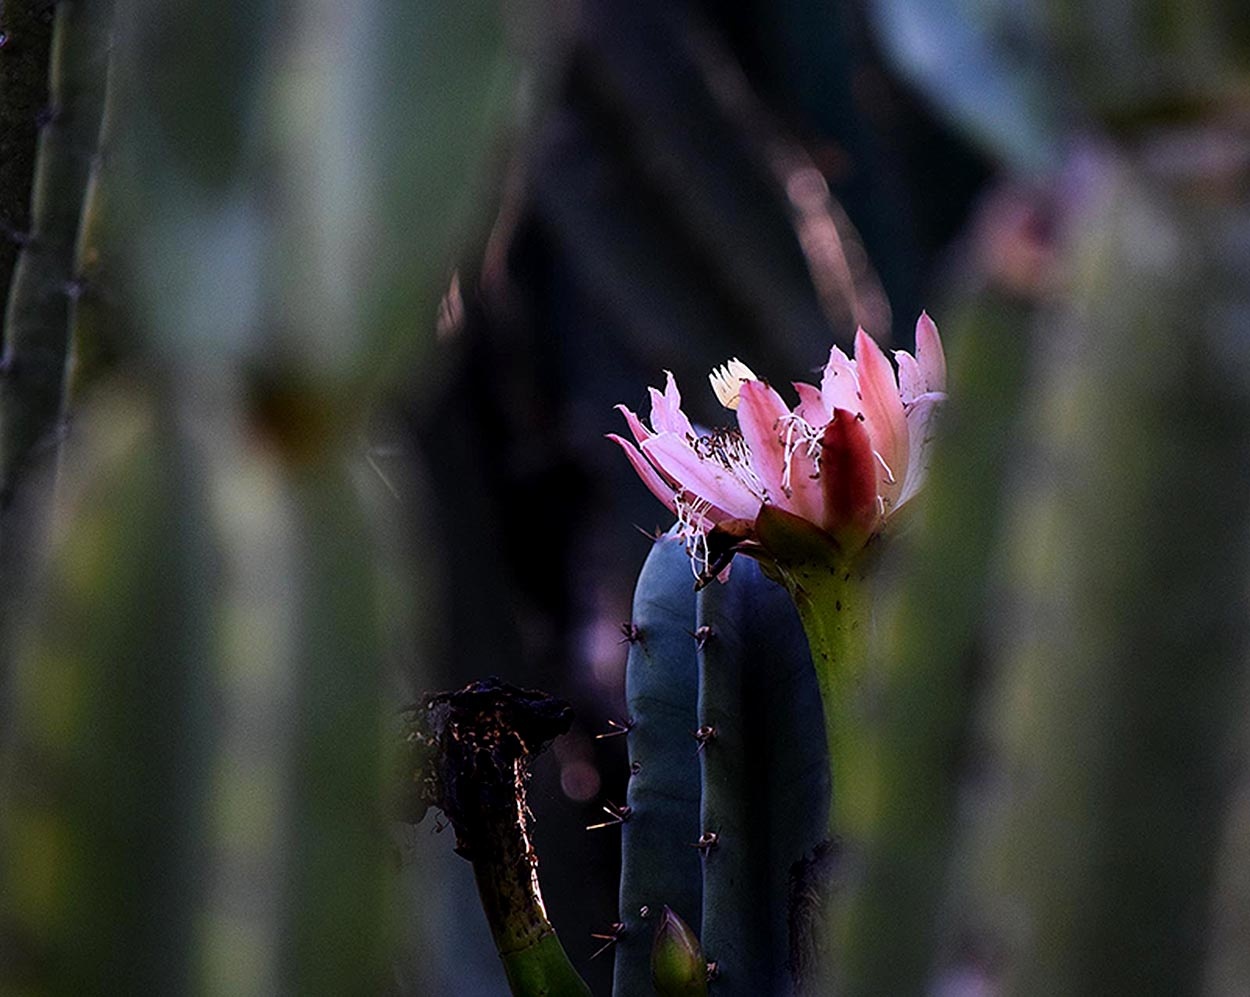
xmin=651 ymin=906 xmax=710 ymax=997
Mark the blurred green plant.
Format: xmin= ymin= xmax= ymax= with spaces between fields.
xmin=950 ymin=148 xmax=1250 ymax=996
xmin=0 ymin=0 xmax=113 ymax=718
xmin=1 ymin=0 xmax=523 ymax=993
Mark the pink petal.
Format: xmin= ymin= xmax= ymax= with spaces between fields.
xmin=616 ymin=404 xmax=684 ymax=488
xmin=607 ymin=434 xmax=677 ymax=513
xmin=793 ymin=381 xmax=829 ymax=426
xmin=854 ymin=327 xmax=909 ymax=502
xmin=641 ymin=433 xmax=762 ymax=520
xmin=915 ymin=312 xmax=947 ymax=395
xmin=894 ymin=351 xmax=923 ymax=405
xmin=648 ymin=371 xmax=695 ymax=438
xmin=820 ymin=345 xmax=860 ymax=415
xmin=736 ymin=380 xmax=789 ymax=505
xmin=614 ymin=404 xmax=651 ymax=446
xmin=785 ymin=438 xmax=826 ymax=525
xmin=819 ymin=408 xmax=880 ymax=548
xmin=895 ymin=391 xmax=945 ymax=510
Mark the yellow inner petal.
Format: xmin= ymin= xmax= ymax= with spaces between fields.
xmin=708 ymin=358 xmax=758 ymax=410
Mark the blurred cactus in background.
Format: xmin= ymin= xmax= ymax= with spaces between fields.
xmin=832 ymin=3 xmax=1250 ymax=996
xmin=0 ymin=0 xmax=520 ymax=992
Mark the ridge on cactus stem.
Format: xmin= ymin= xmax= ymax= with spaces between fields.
xmin=608 ymin=314 xmax=946 ymax=580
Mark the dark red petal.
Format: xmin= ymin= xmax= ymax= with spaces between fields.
xmin=819 ymin=408 xmax=880 ymax=549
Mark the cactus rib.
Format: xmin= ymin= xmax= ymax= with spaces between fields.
xmin=615 ymin=533 xmax=703 ymax=996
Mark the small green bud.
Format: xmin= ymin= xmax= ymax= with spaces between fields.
xmin=651 ymin=906 xmax=709 ymax=997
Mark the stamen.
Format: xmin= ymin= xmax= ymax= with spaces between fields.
xmin=779 ymin=412 xmax=824 ymax=496
xmin=708 ymin=358 xmax=758 ymax=410
xmin=675 ymin=493 xmax=714 ymax=578
xmin=692 ymin=428 xmax=769 ymax=503
xmin=675 ymin=427 xmax=771 ymax=578
xmin=873 ymin=450 xmax=896 ymax=485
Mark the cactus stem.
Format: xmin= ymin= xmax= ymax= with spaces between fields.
xmin=789 ymin=563 xmax=872 ymax=839
xmin=411 ymin=679 xmax=592 ymax=997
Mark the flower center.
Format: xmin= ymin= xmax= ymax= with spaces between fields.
xmin=692 ymin=427 xmax=769 ymax=503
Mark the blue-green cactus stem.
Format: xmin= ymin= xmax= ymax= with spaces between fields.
xmin=695 ymin=554 xmax=828 ymax=996
xmin=695 ymin=570 xmax=770 ymax=995
xmin=741 ymin=555 xmax=830 ymax=988
xmin=614 ymin=533 xmax=703 ymax=996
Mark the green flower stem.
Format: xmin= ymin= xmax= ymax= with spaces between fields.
xmin=754 ymin=505 xmax=874 ymax=840
xmin=784 ymin=557 xmax=872 ymax=840
xmin=756 ymin=507 xmax=875 ymax=993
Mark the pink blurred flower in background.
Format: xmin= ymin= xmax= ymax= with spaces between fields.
xmin=609 ymin=314 xmax=946 ymax=576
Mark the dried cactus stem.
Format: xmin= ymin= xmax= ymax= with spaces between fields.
xmin=416 ymin=679 xmax=592 ymax=997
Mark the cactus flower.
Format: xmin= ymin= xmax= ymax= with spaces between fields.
xmin=609 ymin=314 xmax=946 ymax=578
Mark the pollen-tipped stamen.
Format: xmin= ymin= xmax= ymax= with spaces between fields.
xmin=778 ymin=413 xmax=824 ymax=497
